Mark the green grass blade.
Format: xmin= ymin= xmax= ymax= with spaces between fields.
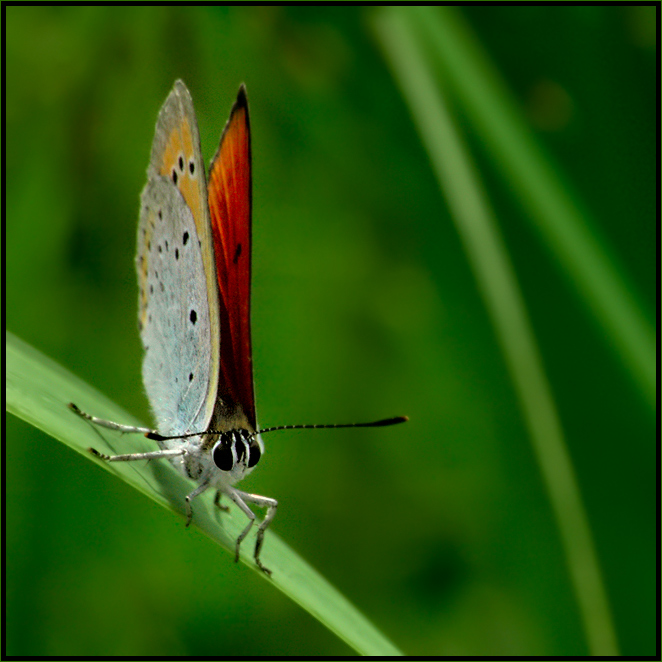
xmin=412 ymin=6 xmax=654 ymax=411
xmin=373 ymin=8 xmax=619 ymax=656
xmin=6 ymin=331 xmax=402 ymax=656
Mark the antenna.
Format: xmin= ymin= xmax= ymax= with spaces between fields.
xmin=146 ymin=416 xmax=408 ymax=442
xmin=257 ymin=416 xmax=409 ymax=435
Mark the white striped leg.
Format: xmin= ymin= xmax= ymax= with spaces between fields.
xmin=226 ymin=486 xmax=278 ymax=576
xmin=69 ymin=402 xmax=157 ymax=435
xmin=72 ymin=402 xmax=186 ymax=465
xmin=89 ymin=447 xmax=186 ymax=462
xmin=184 ymin=481 xmax=211 ymax=527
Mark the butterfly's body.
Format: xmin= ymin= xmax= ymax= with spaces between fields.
xmin=70 ymin=80 xmax=405 ymax=576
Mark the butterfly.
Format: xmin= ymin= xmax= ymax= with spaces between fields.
xmin=70 ymin=81 xmax=406 ymax=575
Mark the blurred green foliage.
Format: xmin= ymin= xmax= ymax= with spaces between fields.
xmin=6 ymin=5 xmax=655 ymax=656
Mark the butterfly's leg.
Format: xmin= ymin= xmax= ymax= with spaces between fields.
xmin=225 ymin=488 xmax=260 ymax=571
xmin=226 ymin=490 xmax=255 ymax=562
xmin=236 ymin=490 xmax=278 ymax=575
xmin=69 ymin=403 xmax=157 ymax=435
xmin=70 ymin=403 xmax=185 ymax=464
xmin=214 ymin=490 xmax=230 ymax=512
xmin=89 ymin=447 xmax=186 ymax=462
xmin=227 ymin=487 xmax=277 ymax=575
xmin=184 ymin=481 xmax=211 ymax=527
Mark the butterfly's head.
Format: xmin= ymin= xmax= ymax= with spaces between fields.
xmin=210 ymin=429 xmax=263 ymax=483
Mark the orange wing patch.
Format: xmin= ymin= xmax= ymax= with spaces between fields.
xmin=159 ymin=118 xmax=205 ymax=234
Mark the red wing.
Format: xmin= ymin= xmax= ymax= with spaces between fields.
xmin=207 ymin=85 xmax=256 ymax=430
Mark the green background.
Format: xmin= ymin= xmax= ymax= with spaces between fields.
xmin=6 ymin=5 xmax=656 ymax=656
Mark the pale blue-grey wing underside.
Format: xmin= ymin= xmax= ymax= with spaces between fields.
xmin=137 ymin=175 xmax=213 ymax=438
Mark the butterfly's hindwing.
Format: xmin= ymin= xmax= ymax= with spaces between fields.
xmin=137 ymin=176 xmax=212 ymax=439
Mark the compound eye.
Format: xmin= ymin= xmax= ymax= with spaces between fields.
xmin=212 ymin=438 xmax=233 ymax=471
xmin=248 ymin=442 xmax=261 ymax=468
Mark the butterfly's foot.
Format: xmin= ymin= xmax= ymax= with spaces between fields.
xmin=214 ymin=490 xmax=230 ymax=512
xmin=88 ymin=447 xmax=111 ymax=461
xmin=184 ymin=497 xmax=194 ymax=527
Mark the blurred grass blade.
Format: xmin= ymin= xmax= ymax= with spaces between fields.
xmin=373 ymin=8 xmax=618 ymax=656
xmin=5 ymin=331 xmax=402 ymax=656
xmin=414 ymin=6 xmax=653 ymax=411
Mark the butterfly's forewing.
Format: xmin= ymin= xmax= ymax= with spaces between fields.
xmin=137 ymin=81 xmax=220 ymax=437
xmin=207 ymin=85 xmax=256 ymax=431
